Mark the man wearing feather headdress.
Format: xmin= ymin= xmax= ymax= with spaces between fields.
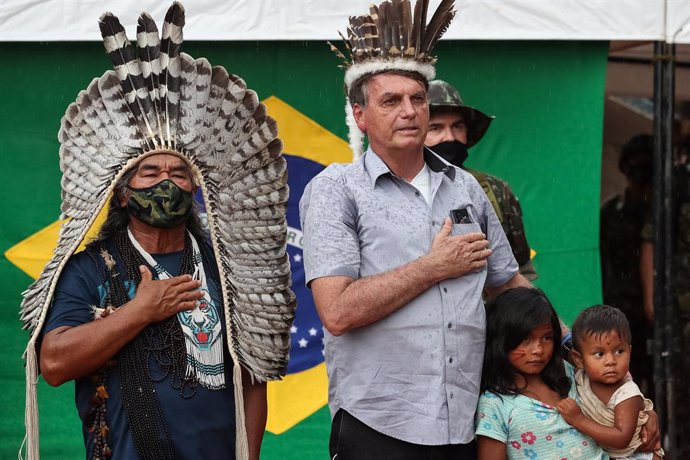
xmin=20 ymin=4 xmax=295 ymax=460
xmin=40 ymin=153 xmax=254 ymax=460
xmin=300 ymin=0 xmax=530 ymax=458
xmin=425 ymin=79 xmax=538 ymax=280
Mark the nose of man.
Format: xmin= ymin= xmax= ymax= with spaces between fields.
xmin=400 ymin=97 xmax=417 ymax=118
xmin=438 ymin=127 xmax=456 ymax=142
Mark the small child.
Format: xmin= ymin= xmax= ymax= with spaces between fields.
xmin=476 ymin=287 xmax=607 ymax=459
xmin=556 ymin=304 xmax=664 ymax=459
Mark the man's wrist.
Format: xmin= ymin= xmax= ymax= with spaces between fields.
xmin=416 ymin=254 xmax=444 ymax=285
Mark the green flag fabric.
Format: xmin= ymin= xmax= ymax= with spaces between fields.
xmin=0 ymin=40 xmax=607 ymax=459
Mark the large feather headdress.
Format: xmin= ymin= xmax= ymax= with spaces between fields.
xmin=329 ymin=0 xmax=456 ymax=158
xmin=19 ymin=3 xmax=294 ymax=459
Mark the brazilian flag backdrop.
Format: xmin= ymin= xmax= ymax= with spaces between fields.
xmin=0 ymin=40 xmax=607 ymax=458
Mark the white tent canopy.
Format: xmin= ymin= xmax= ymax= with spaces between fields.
xmin=0 ymin=0 xmax=688 ymax=43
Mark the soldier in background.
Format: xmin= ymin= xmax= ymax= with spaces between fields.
xmin=601 ymin=134 xmax=654 ymax=395
xmin=425 ymin=80 xmax=537 ymax=280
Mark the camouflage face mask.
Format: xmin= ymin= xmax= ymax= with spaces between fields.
xmin=127 ymin=179 xmax=194 ymax=228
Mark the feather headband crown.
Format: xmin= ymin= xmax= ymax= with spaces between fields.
xmin=329 ymin=0 xmax=456 ymax=90
xmin=332 ymin=0 xmax=456 ymax=159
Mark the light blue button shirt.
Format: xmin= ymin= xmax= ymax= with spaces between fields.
xmin=299 ymin=147 xmax=518 ymax=445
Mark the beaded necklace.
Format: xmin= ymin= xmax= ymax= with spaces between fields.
xmin=84 ymin=229 xmax=227 ymax=460
xmin=127 ymin=228 xmax=226 ymax=390
xmin=111 ymin=231 xmax=197 ymax=459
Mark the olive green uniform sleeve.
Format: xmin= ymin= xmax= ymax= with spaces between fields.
xmin=469 ymin=169 xmax=537 ymax=280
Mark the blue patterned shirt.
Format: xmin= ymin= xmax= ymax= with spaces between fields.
xmin=476 ymin=363 xmax=607 ymax=459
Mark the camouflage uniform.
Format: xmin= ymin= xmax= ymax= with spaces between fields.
xmin=469 ymin=169 xmax=536 ymax=280
xmin=641 ymin=163 xmax=690 ymax=454
xmin=428 ymin=80 xmax=537 ymax=280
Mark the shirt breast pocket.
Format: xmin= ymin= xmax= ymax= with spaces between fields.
xmin=451 ymin=222 xmax=482 ymax=236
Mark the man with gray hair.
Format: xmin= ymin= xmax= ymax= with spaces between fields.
xmin=300 ymin=1 xmax=530 ymax=458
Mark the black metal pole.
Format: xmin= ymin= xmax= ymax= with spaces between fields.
xmin=662 ymin=42 xmax=677 ymax=457
xmin=652 ymin=40 xmax=668 ymax=451
xmin=652 ymin=40 xmax=676 ymax=456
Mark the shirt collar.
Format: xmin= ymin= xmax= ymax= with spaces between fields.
xmin=424 ymin=147 xmax=456 ymax=181
xmin=363 ymin=146 xmax=456 ymax=188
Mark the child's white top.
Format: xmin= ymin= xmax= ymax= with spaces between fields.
xmin=575 ymin=369 xmax=663 ymax=458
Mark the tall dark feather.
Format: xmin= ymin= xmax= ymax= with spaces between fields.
xmin=390 ymin=0 xmax=402 ymax=57
xmin=352 ymin=17 xmax=365 ymax=59
xmin=347 ymin=25 xmax=359 ymax=60
xmin=420 ymin=0 xmax=455 ymax=54
xmin=354 ymin=16 xmax=368 ymax=60
xmin=412 ymin=0 xmax=429 ymax=57
xmin=347 ymin=22 xmax=360 ymax=59
xmin=338 ymin=30 xmax=352 ymax=54
xmin=378 ymin=1 xmax=391 ymax=58
xmin=401 ymin=0 xmax=413 ymax=56
xmin=363 ymin=16 xmax=378 ymax=59
xmin=346 ymin=16 xmax=357 ymax=52
xmin=99 ymin=12 xmax=155 ymax=150
xmin=369 ymin=5 xmax=381 ymax=54
xmin=160 ymin=2 xmax=185 ymax=149
xmin=136 ymin=12 xmax=162 ymax=146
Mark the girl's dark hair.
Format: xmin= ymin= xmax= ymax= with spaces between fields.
xmin=481 ymin=287 xmax=571 ymax=398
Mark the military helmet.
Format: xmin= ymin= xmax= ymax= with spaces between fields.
xmin=428 ymin=80 xmax=494 ymax=148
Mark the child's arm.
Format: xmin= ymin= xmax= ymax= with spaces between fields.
xmin=477 ymin=435 xmax=507 ymax=460
xmin=556 ymin=396 xmax=644 ymax=450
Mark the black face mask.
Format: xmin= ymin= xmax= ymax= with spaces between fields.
xmin=429 ymin=140 xmax=469 ymax=168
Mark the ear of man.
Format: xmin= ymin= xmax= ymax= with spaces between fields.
xmin=115 ymin=186 xmax=131 ymax=208
xmin=353 ymin=103 xmax=367 ymax=133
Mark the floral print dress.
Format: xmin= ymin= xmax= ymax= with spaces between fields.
xmin=475 ymin=363 xmax=608 ymax=459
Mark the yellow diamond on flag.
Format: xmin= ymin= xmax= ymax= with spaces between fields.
xmin=263 ymin=96 xmax=351 ymax=434
xmin=262 ymin=96 xmax=351 ymax=166
xmin=5 ymin=201 xmax=109 ymax=280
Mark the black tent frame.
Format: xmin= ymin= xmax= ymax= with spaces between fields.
xmin=652 ymin=40 xmax=679 ymax=457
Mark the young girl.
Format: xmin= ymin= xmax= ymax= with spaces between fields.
xmin=476 ymin=287 xmax=606 ymax=459
xmin=556 ymin=305 xmax=664 ymax=459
